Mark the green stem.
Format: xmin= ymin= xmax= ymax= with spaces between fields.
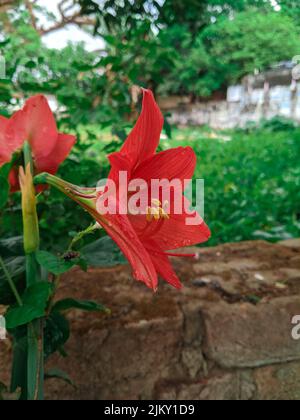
xmin=23 ymin=141 xmax=34 ymax=174
xmin=67 ymin=223 xmax=99 ymax=252
xmin=10 ymin=327 xmax=28 ymax=399
xmin=0 ymin=256 xmax=23 ymax=306
xmin=1 ymin=257 xmax=26 ymax=399
xmin=23 ymin=142 xmax=44 ymax=401
xmin=25 ymin=253 xmax=43 ymax=400
xmin=27 ymin=318 xmax=44 ymax=401
xmin=46 ymin=275 xmax=61 ymax=316
xmin=25 ymin=253 xmax=39 ymax=287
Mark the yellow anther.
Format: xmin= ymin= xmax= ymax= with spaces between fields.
xmin=146 ymin=205 xmax=169 ymax=222
xmin=159 ymin=207 xmax=170 ymax=219
xmin=152 ymin=208 xmax=160 ymax=220
xmin=146 ymin=206 xmax=153 ymax=222
xmin=151 ymin=199 xmax=162 ymax=207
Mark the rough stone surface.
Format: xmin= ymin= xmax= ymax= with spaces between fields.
xmin=203 ymin=296 xmax=300 ymax=368
xmin=0 ymin=239 xmax=300 ymax=400
xmin=157 ymin=372 xmax=240 ymax=401
xmin=254 ymin=362 xmax=300 ymax=400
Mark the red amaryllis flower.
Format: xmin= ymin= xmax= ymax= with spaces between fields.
xmin=39 ymin=89 xmax=210 ymax=290
xmin=0 ymin=95 xmax=76 ymax=191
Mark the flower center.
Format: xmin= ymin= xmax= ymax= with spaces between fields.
xmin=146 ymin=199 xmax=169 ymax=222
xmin=135 ymin=199 xmax=169 ymax=239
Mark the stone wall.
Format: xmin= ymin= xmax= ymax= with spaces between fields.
xmin=158 ymin=84 xmax=300 ymax=129
xmin=1 ymin=239 xmax=300 ymax=400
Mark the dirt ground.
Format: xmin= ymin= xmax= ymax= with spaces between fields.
xmin=1 ymin=239 xmax=300 ymax=400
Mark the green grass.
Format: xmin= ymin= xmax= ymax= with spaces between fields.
xmin=161 ymin=125 xmax=300 ymax=246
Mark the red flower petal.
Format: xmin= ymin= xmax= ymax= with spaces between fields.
xmin=96 ymin=212 xmax=158 ymax=290
xmin=1 ymin=111 xmax=28 ymax=163
xmin=132 ymin=146 xmax=196 ymax=183
xmin=22 ymin=95 xmax=58 ymax=158
xmin=4 ymin=110 xmax=26 ymax=153
xmin=129 ymin=196 xmax=211 ymax=251
xmin=149 ymin=250 xmax=182 ymax=289
xmin=34 ymin=133 xmax=76 ymax=174
xmin=0 ymin=116 xmax=10 ymax=166
xmin=87 ymin=191 xmax=158 ymax=290
xmin=3 ymin=96 xmax=58 ymax=159
xmin=8 ymin=168 xmax=19 ymax=193
xmin=0 ymin=115 xmax=8 ymax=141
xmin=120 ymin=89 xmax=163 ymax=169
xmin=107 ymin=151 xmax=133 ymax=184
xmin=152 ymin=211 xmax=211 ymax=251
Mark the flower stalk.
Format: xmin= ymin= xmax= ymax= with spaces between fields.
xmin=19 ymin=164 xmax=40 ymax=254
xmin=21 ymin=142 xmax=43 ymax=400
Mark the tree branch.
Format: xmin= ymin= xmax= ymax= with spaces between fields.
xmin=39 ymin=0 xmax=96 ymax=35
xmin=24 ymin=0 xmax=38 ymax=30
xmin=40 ymin=15 xmax=96 ymax=35
xmin=0 ymin=0 xmax=96 ymax=36
xmin=0 ymin=0 xmax=17 ymax=10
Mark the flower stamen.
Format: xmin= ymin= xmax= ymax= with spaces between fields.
xmin=146 ymin=200 xmax=170 ymax=222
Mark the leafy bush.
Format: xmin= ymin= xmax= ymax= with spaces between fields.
xmin=258 ymin=117 xmax=298 ymax=132
xmin=162 ymin=125 xmax=300 ymax=245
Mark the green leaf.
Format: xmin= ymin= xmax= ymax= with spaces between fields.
xmin=45 ymin=369 xmax=75 ymax=388
xmin=52 ymin=298 xmax=108 ymax=314
xmin=44 ymin=312 xmax=70 ymax=360
xmin=0 ymin=162 xmax=11 ymax=211
xmin=36 ymin=251 xmax=75 ymax=275
xmin=0 ymin=162 xmax=11 ymax=179
xmin=22 ymin=282 xmax=53 ymax=307
xmin=5 ymin=305 xmax=45 ymax=330
xmin=5 ymin=283 xmax=53 ymax=329
xmin=81 ymin=236 xmax=126 ymax=268
xmin=77 ymin=258 xmax=88 ymax=272
xmin=24 ymin=60 xmax=36 ymax=69
xmin=0 ymin=175 xmax=9 ymax=210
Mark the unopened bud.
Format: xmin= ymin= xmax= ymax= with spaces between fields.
xmin=19 ymin=164 xmax=39 ymax=254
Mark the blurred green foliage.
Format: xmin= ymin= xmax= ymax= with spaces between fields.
xmin=161 ymin=122 xmax=300 ymax=246
xmin=0 ymin=15 xmax=131 ymax=129
xmin=198 ymin=12 xmax=300 ymax=92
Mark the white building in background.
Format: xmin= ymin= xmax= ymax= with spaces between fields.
xmin=162 ymin=61 xmax=300 ymax=129
xmin=228 ymin=61 xmax=300 ymax=120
